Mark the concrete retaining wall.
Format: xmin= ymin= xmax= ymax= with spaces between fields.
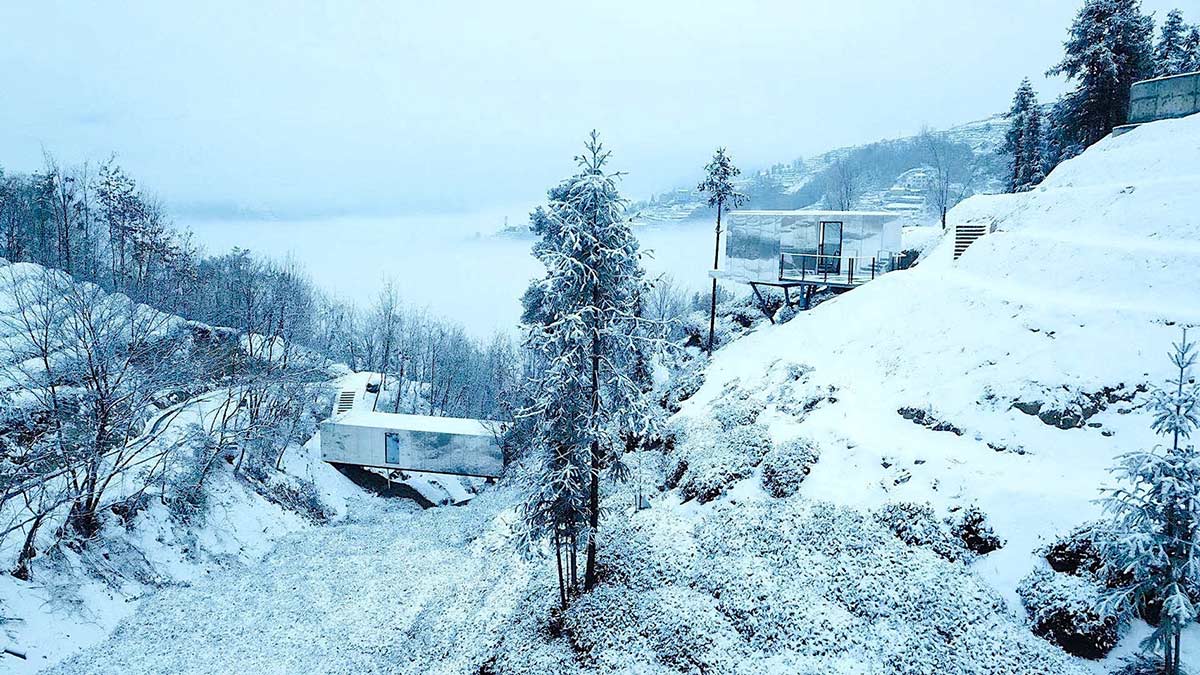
xmin=1128 ymin=71 xmax=1200 ymax=125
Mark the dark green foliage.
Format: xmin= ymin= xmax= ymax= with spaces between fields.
xmin=1017 ymin=567 xmax=1120 ymax=660
xmin=1155 ymin=9 xmax=1192 ymax=77
xmin=951 ymin=505 xmax=1004 ymax=555
xmin=1003 ymin=78 xmax=1047 ymax=192
xmin=1048 ymin=0 xmax=1155 ymax=152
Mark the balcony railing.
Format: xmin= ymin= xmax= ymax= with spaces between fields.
xmin=778 ymin=252 xmax=912 ymax=286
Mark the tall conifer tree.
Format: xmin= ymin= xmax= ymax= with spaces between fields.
xmin=1002 ymin=78 xmax=1047 ymax=193
xmin=518 ymin=132 xmax=659 ymax=604
xmin=1155 ymin=9 xmax=1190 ymax=76
xmin=697 ymin=148 xmax=747 ymax=354
xmin=1048 ymin=0 xmax=1155 ymax=152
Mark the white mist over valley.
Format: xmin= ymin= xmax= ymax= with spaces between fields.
xmin=183 ymin=213 xmax=716 ymax=339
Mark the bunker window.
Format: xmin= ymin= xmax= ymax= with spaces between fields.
xmin=385 ymin=432 xmax=401 ymax=464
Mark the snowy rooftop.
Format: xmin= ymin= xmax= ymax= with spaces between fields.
xmin=733 ymin=209 xmax=899 ymax=217
xmin=328 ymin=410 xmax=504 ymax=436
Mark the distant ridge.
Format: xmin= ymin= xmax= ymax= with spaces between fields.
xmin=631 ymin=114 xmax=1009 ymax=225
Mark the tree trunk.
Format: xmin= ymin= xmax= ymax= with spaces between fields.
xmin=392 ymin=361 xmax=405 ymax=413
xmin=571 ymin=531 xmax=579 ymax=587
xmin=554 ymin=530 xmax=567 ymax=609
xmin=584 ymin=269 xmax=602 ymax=591
xmin=11 ymin=513 xmax=44 ymax=580
xmin=1173 ymin=632 xmax=1181 ymax=675
xmin=707 ymin=203 xmax=723 ymax=353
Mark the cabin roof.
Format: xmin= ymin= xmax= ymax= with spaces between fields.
xmin=731 ymin=209 xmax=900 ymax=217
xmin=328 ymin=410 xmax=504 ymax=436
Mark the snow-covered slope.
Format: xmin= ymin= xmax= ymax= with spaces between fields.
xmin=679 ymin=113 xmax=1200 ymax=668
xmin=0 ymin=260 xmax=371 ymax=672
xmin=31 ymin=116 xmax=1200 ymax=675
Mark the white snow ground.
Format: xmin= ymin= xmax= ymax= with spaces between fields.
xmin=21 ymin=114 xmax=1200 ymax=674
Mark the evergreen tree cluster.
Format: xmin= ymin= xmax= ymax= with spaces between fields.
xmin=1047 ymin=0 xmax=1155 ymax=160
xmin=1155 ymin=9 xmax=1200 ymax=77
xmin=1004 ymin=2 xmax=1197 ymax=193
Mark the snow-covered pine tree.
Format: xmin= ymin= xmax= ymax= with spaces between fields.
xmin=1155 ymin=9 xmax=1191 ymax=77
xmin=518 ymin=132 xmax=660 ymax=606
xmin=697 ymin=148 xmax=747 ymax=354
xmin=1002 ymin=78 xmax=1047 ymax=193
xmin=1099 ymin=330 xmax=1200 ymax=675
xmin=1048 ymin=0 xmax=1155 ymax=152
xmin=1184 ymin=25 xmax=1200 ymax=72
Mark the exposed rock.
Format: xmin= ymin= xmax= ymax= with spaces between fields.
xmin=897 ymin=407 xmax=965 ymax=436
xmin=1011 ymin=383 xmax=1147 ymax=430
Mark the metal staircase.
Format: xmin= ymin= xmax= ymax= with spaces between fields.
xmin=335 ymin=390 xmax=357 ymax=415
xmin=954 ymin=224 xmax=989 ymax=260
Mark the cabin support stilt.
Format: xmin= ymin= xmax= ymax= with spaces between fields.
xmin=749 ymin=283 xmax=776 ymax=324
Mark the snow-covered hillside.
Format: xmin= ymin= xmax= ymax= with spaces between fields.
xmin=44 ymin=115 xmax=1200 ymax=672
xmin=31 ymin=115 xmax=1200 ymax=675
xmin=0 ymin=260 xmax=370 ymax=672
xmin=678 ymin=112 xmax=1200 ymax=669
xmin=632 ymin=115 xmax=1009 ymax=223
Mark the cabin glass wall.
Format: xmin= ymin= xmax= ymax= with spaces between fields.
xmin=780 ymin=217 xmax=820 ymax=275
xmin=725 ymin=214 xmax=781 ymax=281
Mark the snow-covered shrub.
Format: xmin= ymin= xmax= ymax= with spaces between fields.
xmin=873 ymin=502 xmax=970 ymax=562
xmin=598 ymin=508 xmax=696 ymax=591
xmin=774 ymin=302 xmax=801 ymax=324
xmin=675 ymin=421 xmax=772 ymax=504
xmin=711 ymin=387 xmax=764 ymax=431
xmin=760 ymin=436 xmax=820 ymax=498
xmin=241 ymin=464 xmax=333 ymax=524
xmin=1041 ymin=522 xmax=1126 ymax=584
xmin=677 ymin=453 xmax=752 ymax=504
xmin=165 ymin=440 xmax=212 ymax=526
xmin=563 ymin=585 xmax=742 ymax=673
xmin=687 ymin=499 xmax=1085 ymax=672
xmin=774 ymin=382 xmax=837 ymax=419
xmin=660 ymin=365 xmax=705 ymax=414
xmin=662 ymin=457 xmax=688 ymax=490
xmin=726 ymin=304 xmax=762 ymax=329
xmin=109 ymin=493 xmax=152 ymax=529
xmin=951 ymin=505 xmax=1004 ymax=555
xmin=785 ymin=361 xmax=813 ymax=381
xmin=643 ymin=587 xmax=744 ymax=673
xmin=1017 ymin=566 xmax=1120 ymax=659
xmin=165 ymin=485 xmax=208 ymax=526
xmin=677 ymin=289 xmax=779 ymax=350
xmin=695 ymin=553 xmax=862 ymax=657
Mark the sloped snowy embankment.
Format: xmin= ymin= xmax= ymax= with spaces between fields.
xmin=675 ymin=113 xmax=1200 ymax=671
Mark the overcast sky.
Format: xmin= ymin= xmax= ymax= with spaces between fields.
xmin=0 ymin=0 xmax=1181 ymax=220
